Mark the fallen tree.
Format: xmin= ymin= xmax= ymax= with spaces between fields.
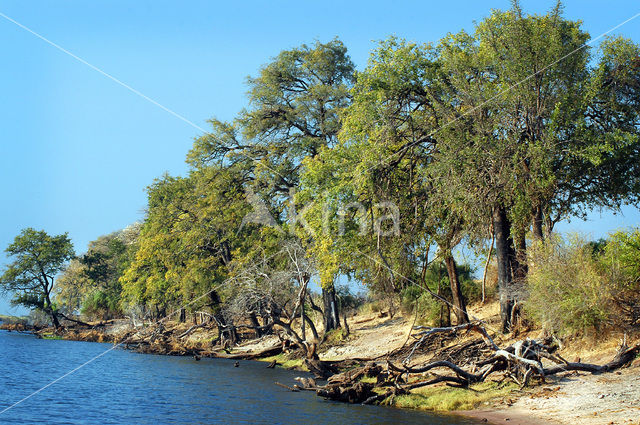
xmin=299 ymin=322 xmax=640 ymax=405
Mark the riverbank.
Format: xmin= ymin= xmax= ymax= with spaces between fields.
xmin=3 ymin=303 xmax=638 ymax=425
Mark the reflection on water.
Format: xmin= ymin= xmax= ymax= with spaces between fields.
xmin=0 ymin=331 xmax=480 ymax=424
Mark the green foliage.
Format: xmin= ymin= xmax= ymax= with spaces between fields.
xmin=0 ymin=228 xmax=74 ymax=325
xmin=56 ymin=227 xmax=138 ymax=320
xmin=81 ymin=290 xmax=121 ymax=321
xmin=527 ymin=229 xmax=640 ymax=335
xmin=598 ymin=228 xmax=640 ymax=326
xmin=525 ymin=235 xmax=613 ymax=336
xmin=600 ymin=228 xmax=640 ymax=290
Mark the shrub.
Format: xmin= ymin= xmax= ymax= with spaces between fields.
xmin=525 ymin=234 xmax=612 ymax=336
xmin=599 ymin=228 xmax=640 ymax=326
xmin=400 ymin=260 xmax=477 ymax=326
xmin=81 ymin=290 xmax=121 ymax=320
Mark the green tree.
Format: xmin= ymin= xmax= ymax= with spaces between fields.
xmin=299 ymin=37 xmax=470 ymax=323
xmin=0 ymin=228 xmax=74 ymax=328
xmin=425 ymin=4 xmax=640 ymax=331
xmin=189 ymin=38 xmax=356 ymax=332
xmin=56 ymin=226 xmax=139 ymax=320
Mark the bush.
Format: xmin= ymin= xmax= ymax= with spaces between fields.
xmin=400 ymin=285 xmax=443 ymax=326
xmin=599 ymin=228 xmax=640 ymax=326
xmin=81 ymin=290 xmax=121 ymax=320
xmin=525 ymin=234 xmax=613 ymax=337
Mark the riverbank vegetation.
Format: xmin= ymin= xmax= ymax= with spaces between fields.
xmin=2 ymin=0 xmax=640 ymax=414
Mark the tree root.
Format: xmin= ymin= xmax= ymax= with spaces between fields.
xmin=301 ymin=324 xmax=640 ymax=406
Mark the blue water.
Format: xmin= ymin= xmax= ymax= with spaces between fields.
xmin=0 ymin=331 xmax=480 ymax=424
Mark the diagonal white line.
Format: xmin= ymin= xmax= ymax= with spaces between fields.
xmin=0 ymin=11 xmax=291 ymax=186
xmin=356 ymin=10 xmax=640 ymax=177
xmin=0 ymin=284 xmax=219 ymax=414
xmin=0 ymin=11 xmax=208 ymax=134
xmin=0 ymin=248 xmax=283 ymax=415
xmin=0 ymin=345 xmax=120 ymax=415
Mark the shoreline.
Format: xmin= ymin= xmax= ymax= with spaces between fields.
xmin=2 ymin=315 xmax=639 ymax=425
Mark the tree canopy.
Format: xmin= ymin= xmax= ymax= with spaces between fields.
xmin=0 ymin=228 xmax=74 ymax=328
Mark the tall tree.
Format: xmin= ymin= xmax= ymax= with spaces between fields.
xmin=429 ymin=4 xmax=640 ymax=331
xmin=300 ymin=38 xmax=470 ymax=323
xmin=189 ymin=38 xmax=356 ymax=332
xmin=0 ymin=228 xmax=74 ymax=328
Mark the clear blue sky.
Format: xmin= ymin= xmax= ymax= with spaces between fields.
xmin=1 ymin=0 xmax=639 ymax=315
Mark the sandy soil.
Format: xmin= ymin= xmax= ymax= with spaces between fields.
xmin=502 ymin=364 xmax=640 ymax=425
xmin=316 ymin=309 xmax=640 ymax=425
xmin=320 ymin=314 xmax=411 ymax=360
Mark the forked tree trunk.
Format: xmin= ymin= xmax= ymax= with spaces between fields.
xmin=444 ymin=253 xmax=469 ymax=325
xmin=493 ymin=205 xmax=516 ymax=332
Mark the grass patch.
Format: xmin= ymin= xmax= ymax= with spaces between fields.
xmin=387 ymin=380 xmax=519 ymax=411
xmin=259 ymin=353 xmax=308 ymax=371
xmin=324 ymin=328 xmax=350 ymax=346
xmin=39 ymin=333 xmax=63 ymax=340
xmin=360 ymin=376 xmax=377 ymax=384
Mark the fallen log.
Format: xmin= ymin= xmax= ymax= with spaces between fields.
xmin=312 ymin=324 xmax=640 ymax=407
xmin=215 ymin=343 xmax=283 ymax=360
xmin=544 ymin=343 xmax=640 ymax=375
xmin=178 ymin=321 xmax=210 ymax=339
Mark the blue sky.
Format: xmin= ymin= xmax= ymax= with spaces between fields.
xmin=1 ymin=0 xmax=639 ymax=315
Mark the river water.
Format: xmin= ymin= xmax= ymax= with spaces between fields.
xmin=0 ymin=330 xmax=481 ymax=424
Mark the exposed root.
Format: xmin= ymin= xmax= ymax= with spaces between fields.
xmin=302 ymin=324 xmax=639 ymax=406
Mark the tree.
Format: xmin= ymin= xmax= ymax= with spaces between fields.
xmin=299 ymin=37 xmax=470 ymax=323
xmin=429 ymin=5 xmax=640 ymax=331
xmin=0 ymin=228 xmax=74 ymax=328
xmin=56 ymin=228 xmax=139 ymax=320
xmin=188 ymin=38 xmax=356 ymax=332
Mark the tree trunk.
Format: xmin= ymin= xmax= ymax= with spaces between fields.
xmin=249 ymin=312 xmax=262 ymax=337
xmin=50 ymin=310 xmax=61 ymax=329
xmin=511 ymin=231 xmax=528 ymax=284
xmin=444 ymin=253 xmax=469 ymax=325
xmin=304 ymin=313 xmax=319 ymax=340
xmin=179 ymin=308 xmax=186 ymax=323
xmin=493 ymin=205 xmax=515 ymax=333
xmin=436 ymin=282 xmax=451 ymax=327
xmin=532 ymin=204 xmax=544 ymax=241
xmin=322 ymin=286 xmax=340 ymax=333
xmin=44 ymin=292 xmax=60 ymax=329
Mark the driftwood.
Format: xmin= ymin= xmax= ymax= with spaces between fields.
xmin=215 ymin=343 xmax=283 ymax=360
xmin=58 ymin=312 xmax=95 ymax=328
xmin=275 ymin=382 xmax=299 ymax=392
xmin=307 ymin=324 xmax=640 ymax=406
xmin=178 ymin=322 xmax=209 ymax=339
